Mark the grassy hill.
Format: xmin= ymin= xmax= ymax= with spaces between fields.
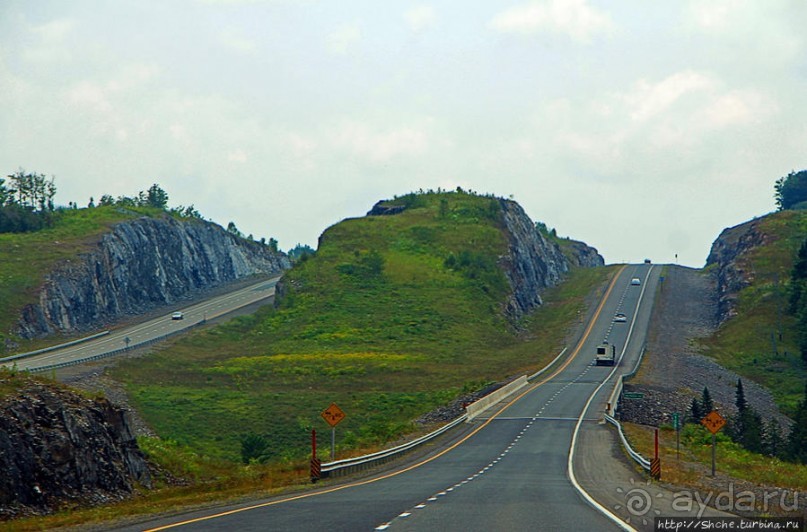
xmin=0 ymin=205 xmax=165 ymax=349
xmin=111 ymin=191 xmax=611 ymax=464
xmin=700 ymin=209 xmax=807 ymax=415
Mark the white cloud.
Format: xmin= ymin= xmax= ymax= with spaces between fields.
xmin=490 ymin=0 xmax=614 ymax=42
xmin=625 ymin=71 xmax=715 ymax=122
xmin=404 ymin=6 xmax=436 ymax=32
xmin=31 ymin=18 xmax=75 ymax=42
xmin=227 ymin=149 xmax=248 ymax=163
xmin=331 ymin=121 xmax=430 ymax=163
xmin=701 ymin=90 xmax=778 ymax=129
xmin=327 ymin=23 xmax=361 ymax=55
xmin=67 ymin=81 xmax=113 ymax=113
xmin=286 ymin=133 xmax=317 ymax=158
xmin=218 ymin=27 xmax=257 ymax=54
xmin=23 ymin=18 xmax=75 ymax=64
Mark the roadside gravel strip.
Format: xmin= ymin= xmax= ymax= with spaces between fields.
xmin=574 ymin=266 xmax=736 ymax=531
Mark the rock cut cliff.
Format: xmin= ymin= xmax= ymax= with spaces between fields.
xmin=16 ymin=215 xmax=291 ymax=338
xmin=0 ymin=373 xmax=151 ymax=519
xmin=364 ymin=195 xmax=604 ymax=322
xmin=705 ymin=217 xmax=770 ymax=324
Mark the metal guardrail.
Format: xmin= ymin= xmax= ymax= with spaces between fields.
xmin=13 ymin=275 xmax=281 ymax=373
xmin=321 ymin=347 xmax=570 ymax=478
xmin=0 ymin=330 xmax=111 ymax=364
xmin=604 ymin=414 xmax=650 ymax=471
xmin=25 ymin=320 xmax=207 ymax=374
xmin=604 ymin=345 xmax=652 ymax=471
xmin=321 ymin=413 xmax=468 ymax=478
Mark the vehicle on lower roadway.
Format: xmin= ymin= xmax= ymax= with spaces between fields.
xmin=171 ymin=311 xmax=184 ymax=320
xmin=614 ymin=313 xmax=627 ymax=323
xmin=595 ymin=342 xmax=616 ymax=366
xmin=631 ymin=278 xmax=641 ymax=286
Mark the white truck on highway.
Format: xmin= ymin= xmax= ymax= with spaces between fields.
xmin=595 ymin=342 xmax=616 ymax=366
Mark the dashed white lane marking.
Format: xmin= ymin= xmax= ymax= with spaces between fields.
xmin=374 ymin=359 xmax=604 ymax=529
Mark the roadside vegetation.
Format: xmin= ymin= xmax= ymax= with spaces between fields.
xmin=0 ymin=173 xmax=280 ymax=351
xmin=698 ymin=209 xmax=807 ymax=416
xmin=3 ymin=190 xmax=612 ymax=529
xmin=623 ymin=421 xmax=807 ymax=506
xmin=619 ymin=170 xmax=807 ymax=500
xmin=111 ymin=190 xmax=611 ymax=467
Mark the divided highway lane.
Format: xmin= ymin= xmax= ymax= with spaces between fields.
xmin=3 ymin=276 xmax=282 ymax=372
xmin=124 ymin=264 xmax=657 ymax=532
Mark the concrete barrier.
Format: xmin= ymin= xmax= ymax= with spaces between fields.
xmin=466 ymin=375 xmax=528 ymax=421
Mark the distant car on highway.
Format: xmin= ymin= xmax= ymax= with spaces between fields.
xmin=171 ymin=311 xmax=184 ymax=320
xmin=631 ymin=278 xmax=641 ymax=286
xmin=644 ymin=258 xmax=651 ymax=264
xmin=614 ymin=313 xmax=627 ymax=322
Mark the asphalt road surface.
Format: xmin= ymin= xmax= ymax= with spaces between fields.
xmin=2 ymin=276 xmax=281 ymax=372
xmin=118 ymin=264 xmax=664 ymax=532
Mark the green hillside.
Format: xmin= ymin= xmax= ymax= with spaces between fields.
xmin=0 ymin=205 xmax=163 ymax=348
xmin=112 ymin=191 xmax=611 ymax=463
xmin=701 ymin=210 xmax=807 ymax=415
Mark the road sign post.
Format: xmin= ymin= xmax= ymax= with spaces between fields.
xmin=321 ymin=403 xmax=346 ymax=461
xmin=701 ymin=410 xmax=726 ymax=477
xmin=672 ymin=412 xmax=680 ymax=460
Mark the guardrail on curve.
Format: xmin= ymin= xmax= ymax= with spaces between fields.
xmin=320 ymin=347 xmax=570 ymax=478
xmin=604 ymin=344 xmax=652 ymax=471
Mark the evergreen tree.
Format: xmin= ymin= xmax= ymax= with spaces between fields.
xmin=690 ymin=397 xmax=703 ymax=423
xmin=787 ymin=384 xmax=807 ymax=464
xmin=788 ymin=239 xmax=807 ymax=361
xmin=701 ymin=387 xmax=714 ymax=414
xmin=144 ymin=183 xmax=169 ymax=209
xmin=775 ymin=170 xmax=807 ymax=210
xmin=737 ymin=408 xmax=765 ymax=453
xmin=764 ymin=418 xmax=785 ymax=458
xmin=735 ymin=379 xmax=748 ymax=413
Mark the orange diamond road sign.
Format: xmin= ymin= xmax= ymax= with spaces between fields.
xmin=701 ymin=410 xmax=726 ymax=434
xmin=321 ymin=403 xmax=346 ymax=428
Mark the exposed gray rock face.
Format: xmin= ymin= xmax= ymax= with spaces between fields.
xmin=562 ymin=238 xmax=607 ymax=268
xmin=0 ymin=376 xmax=151 ymax=519
xmin=498 ymin=199 xmax=604 ymax=321
xmin=705 ymin=217 xmax=769 ymax=324
xmin=16 ymin=215 xmax=291 ymax=338
xmin=367 ymin=201 xmax=407 ymax=216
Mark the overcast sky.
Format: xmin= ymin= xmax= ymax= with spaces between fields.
xmin=1 ymin=1 xmax=804 ymax=267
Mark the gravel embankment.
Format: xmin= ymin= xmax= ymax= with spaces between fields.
xmin=619 ymin=265 xmax=791 ymax=430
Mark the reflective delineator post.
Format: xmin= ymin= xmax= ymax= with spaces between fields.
xmin=650 ymin=428 xmax=661 ymax=480
xmin=310 ymin=429 xmax=321 ymax=482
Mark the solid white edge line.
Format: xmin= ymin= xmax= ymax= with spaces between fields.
xmin=566 ymin=265 xmax=654 ymax=532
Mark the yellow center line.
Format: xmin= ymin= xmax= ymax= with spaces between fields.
xmin=144 ymin=266 xmax=626 ymax=531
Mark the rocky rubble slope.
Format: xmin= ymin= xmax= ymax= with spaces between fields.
xmin=16 ymin=215 xmax=291 ymax=338
xmin=619 ymin=266 xmax=790 ymax=430
xmin=0 ymin=373 xmax=151 ymax=519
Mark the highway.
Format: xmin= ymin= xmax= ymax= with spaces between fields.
xmin=1 ymin=276 xmax=281 ymax=372
xmin=120 ymin=264 xmax=663 ymax=531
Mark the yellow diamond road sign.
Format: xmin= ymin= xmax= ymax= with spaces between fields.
xmin=701 ymin=410 xmax=726 ymax=435
xmin=321 ymin=403 xmax=346 ymax=428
